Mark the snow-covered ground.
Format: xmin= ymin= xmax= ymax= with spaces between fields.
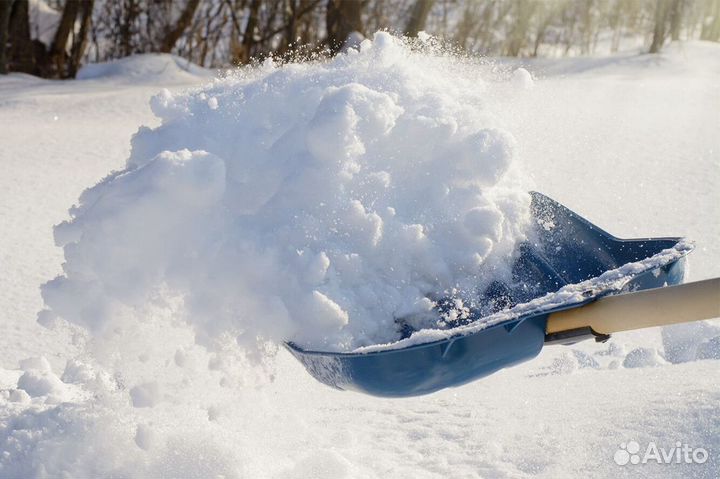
xmin=1 ymin=40 xmax=718 ymax=478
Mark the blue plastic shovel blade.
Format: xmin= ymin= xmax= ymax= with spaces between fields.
xmin=285 ymin=192 xmax=691 ymax=397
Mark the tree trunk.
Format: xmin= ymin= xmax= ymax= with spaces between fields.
xmin=8 ymin=0 xmax=34 ymax=73
xmin=649 ymin=0 xmax=670 ymax=53
xmin=532 ymin=19 xmax=549 ymax=57
xmin=280 ymin=0 xmax=299 ymax=55
xmin=242 ymin=0 xmax=261 ymax=62
xmin=120 ymin=0 xmax=140 ymax=57
xmin=404 ymin=0 xmax=434 ymax=37
xmin=325 ymin=0 xmax=363 ymax=53
xmin=453 ymin=5 xmax=475 ymax=50
xmin=700 ymin=0 xmax=720 ymax=42
xmin=68 ymin=0 xmax=94 ymax=77
xmin=505 ymin=0 xmax=535 ymax=57
xmin=160 ymin=0 xmax=201 ymax=53
xmin=579 ymin=0 xmax=594 ymax=55
xmin=0 ymin=0 xmax=12 ymax=74
xmin=563 ymin=8 xmax=577 ymax=55
xmin=610 ymin=10 xmax=623 ymax=53
xmin=49 ymin=0 xmax=80 ymax=78
xmin=669 ymin=0 xmax=683 ymax=41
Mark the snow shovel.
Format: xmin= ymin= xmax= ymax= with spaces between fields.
xmin=285 ymin=192 xmax=720 ymax=397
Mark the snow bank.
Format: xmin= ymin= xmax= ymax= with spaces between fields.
xmin=42 ymin=32 xmax=531 ymax=354
xmin=77 ymin=54 xmax=213 ymax=83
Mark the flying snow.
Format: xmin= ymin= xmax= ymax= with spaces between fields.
xmin=41 ymin=32 xmax=531 ymax=353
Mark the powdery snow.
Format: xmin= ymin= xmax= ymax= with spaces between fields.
xmin=42 ymin=33 xmax=533 ymax=353
xmin=356 ymin=240 xmax=693 ymax=352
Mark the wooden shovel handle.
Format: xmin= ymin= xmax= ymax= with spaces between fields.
xmin=546 ymin=277 xmax=720 ymax=335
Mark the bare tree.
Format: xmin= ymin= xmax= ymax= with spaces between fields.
xmin=532 ymin=1 xmax=559 ymax=57
xmin=239 ymin=0 xmax=262 ymax=63
xmin=68 ymin=0 xmax=94 ymax=77
xmin=453 ymin=3 xmax=478 ymax=50
xmin=49 ymin=0 xmax=79 ymax=77
xmin=8 ymin=0 xmax=34 ymax=73
xmin=120 ymin=0 xmax=141 ymax=57
xmin=365 ymin=0 xmax=388 ymax=34
xmin=700 ymin=0 xmax=720 ymax=41
xmin=0 ymin=0 xmax=13 ymax=74
xmin=649 ymin=0 xmax=670 ymax=53
xmin=326 ymin=0 xmax=363 ymax=52
xmin=577 ymin=0 xmax=595 ymax=55
xmin=405 ymin=0 xmax=434 ymax=37
xmin=505 ymin=0 xmax=535 ymax=56
xmin=608 ymin=0 xmax=624 ymax=52
xmin=160 ymin=0 xmax=201 ymax=53
xmin=669 ymin=0 xmax=684 ymax=40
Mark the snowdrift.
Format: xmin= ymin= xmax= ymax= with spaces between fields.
xmin=77 ymin=53 xmax=213 ymax=83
